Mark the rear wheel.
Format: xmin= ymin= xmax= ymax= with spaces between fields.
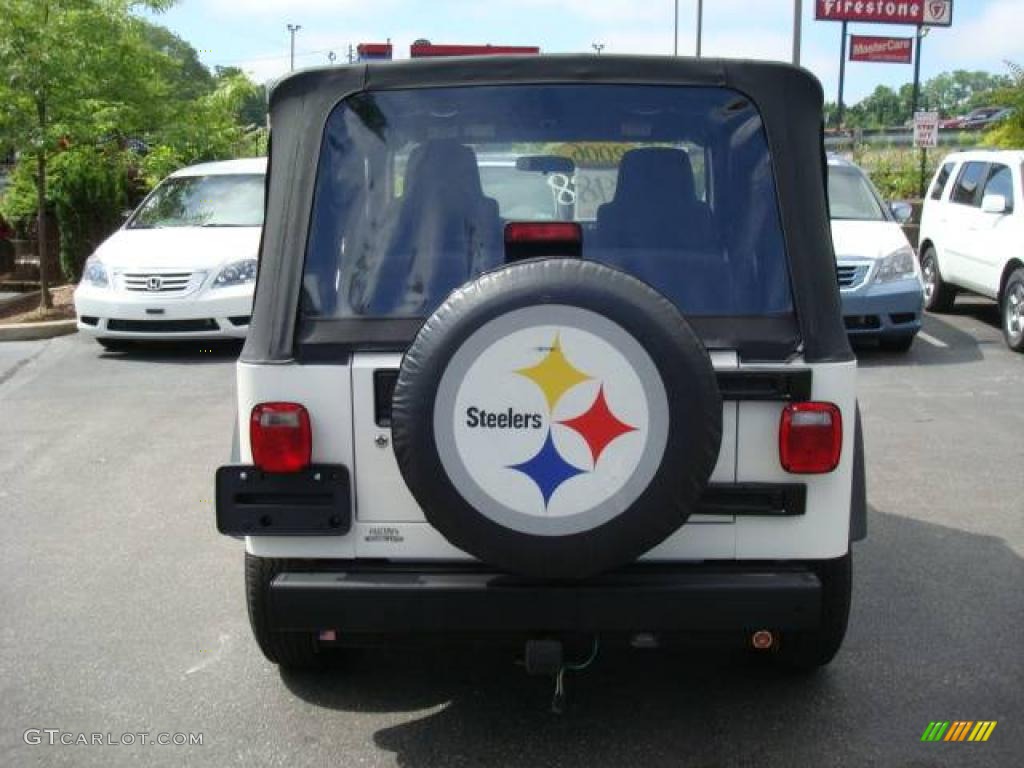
xmin=776 ymin=553 xmax=852 ymax=671
xmin=1001 ymin=268 xmax=1024 ymax=353
xmin=920 ymin=247 xmax=956 ymax=313
xmin=245 ymin=554 xmax=324 ymax=669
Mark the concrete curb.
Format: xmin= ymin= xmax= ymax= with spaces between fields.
xmin=0 ymin=319 xmax=78 ymax=342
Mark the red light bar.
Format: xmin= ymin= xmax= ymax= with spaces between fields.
xmin=357 ymin=43 xmax=393 ymax=61
xmin=410 ymin=43 xmax=540 ymax=58
xmin=505 ymin=222 xmax=582 ymax=244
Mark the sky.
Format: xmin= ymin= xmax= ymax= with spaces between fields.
xmin=149 ymin=0 xmax=1024 ymax=105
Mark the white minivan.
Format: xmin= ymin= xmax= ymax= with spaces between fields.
xmin=918 ymin=150 xmax=1024 ymax=352
xmin=74 ymin=158 xmax=266 ymax=350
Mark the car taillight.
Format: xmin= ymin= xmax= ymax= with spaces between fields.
xmin=250 ymin=403 xmax=311 ymax=473
xmin=779 ymin=402 xmax=842 ymax=474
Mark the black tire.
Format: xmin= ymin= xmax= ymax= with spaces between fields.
xmin=920 ymin=246 xmax=956 ymax=313
xmin=97 ymin=338 xmax=133 ymax=352
xmin=391 ymin=258 xmax=722 ymax=580
xmin=878 ymin=333 xmax=915 ymax=353
xmin=776 ymin=553 xmax=852 ymax=671
xmin=245 ymin=554 xmax=323 ymax=669
xmin=1001 ymin=267 xmax=1024 ymax=353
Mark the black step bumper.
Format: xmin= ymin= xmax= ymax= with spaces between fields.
xmin=269 ymin=565 xmax=822 ymax=634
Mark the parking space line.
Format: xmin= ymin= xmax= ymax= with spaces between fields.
xmin=917 ymin=331 xmax=949 ymax=349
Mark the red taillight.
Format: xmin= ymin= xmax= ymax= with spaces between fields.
xmin=504 ymin=222 xmax=582 ymax=244
xmin=779 ymin=402 xmax=842 ymax=474
xmin=250 ymin=403 xmax=311 ymax=473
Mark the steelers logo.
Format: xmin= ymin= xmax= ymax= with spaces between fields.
xmin=434 ymin=305 xmax=670 ymax=536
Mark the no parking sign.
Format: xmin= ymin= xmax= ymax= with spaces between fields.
xmin=913 ymin=111 xmax=939 ymax=148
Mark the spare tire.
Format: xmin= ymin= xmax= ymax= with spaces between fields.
xmin=391 ymin=259 xmax=721 ymax=579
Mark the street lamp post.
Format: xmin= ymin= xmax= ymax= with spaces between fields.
xmin=287 ymin=23 xmax=302 ymax=71
xmin=674 ymin=0 xmax=678 ymax=56
xmin=697 ymin=0 xmax=705 ymax=57
xmin=592 ymin=43 xmax=605 ymax=55
xmin=792 ymin=0 xmax=802 ymax=65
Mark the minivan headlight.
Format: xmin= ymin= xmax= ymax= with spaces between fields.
xmin=212 ymin=259 xmax=257 ymax=288
xmin=874 ymin=246 xmax=917 ymax=283
xmin=82 ymin=260 xmax=108 ymax=288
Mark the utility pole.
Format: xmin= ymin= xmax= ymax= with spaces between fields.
xmin=912 ymin=26 xmax=930 ymax=197
xmin=673 ymin=0 xmax=678 ymax=56
xmin=836 ymin=21 xmax=848 ymax=129
xmin=696 ymin=0 xmax=704 ymax=57
xmin=792 ymin=0 xmax=802 ymax=65
xmin=287 ymin=23 xmax=301 ymax=71
xmin=592 ymin=43 xmax=605 ymax=55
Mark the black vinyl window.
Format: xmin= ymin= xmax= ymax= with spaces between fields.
xmin=303 ymin=85 xmax=793 ymax=320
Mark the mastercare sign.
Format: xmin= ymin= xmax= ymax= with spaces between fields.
xmin=434 ymin=305 xmax=669 ymax=536
xmin=849 ymin=35 xmax=914 ymax=63
xmin=816 ymin=1 xmax=953 ymax=26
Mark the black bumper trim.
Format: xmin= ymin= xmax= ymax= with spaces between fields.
xmin=717 ymin=369 xmax=812 ymax=401
xmin=270 ymin=566 xmax=822 ymax=633
xmin=217 ymin=472 xmax=806 ymax=537
xmin=697 ymin=483 xmax=805 ymax=517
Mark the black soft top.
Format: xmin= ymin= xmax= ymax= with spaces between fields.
xmin=244 ymin=55 xmax=851 ymax=364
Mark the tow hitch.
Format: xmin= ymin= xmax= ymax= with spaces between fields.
xmin=524 ymin=637 xmax=600 ymax=714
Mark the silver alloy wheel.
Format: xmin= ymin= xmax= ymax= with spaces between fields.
xmin=922 ymin=256 xmax=937 ymax=304
xmin=1006 ymin=280 xmax=1024 ymax=341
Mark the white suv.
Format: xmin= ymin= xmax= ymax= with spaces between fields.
xmin=918 ymin=150 xmax=1024 ymax=352
xmin=216 ymin=58 xmax=865 ymax=682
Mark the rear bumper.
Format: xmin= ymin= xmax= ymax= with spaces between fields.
xmin=841 ymin=278 xmax=923 ymax=338
xmin=268 ymin=564 xmax=823 ymax=634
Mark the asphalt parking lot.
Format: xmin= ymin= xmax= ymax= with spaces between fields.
xmin=1 ymin=300 xmax=1021 ymax=768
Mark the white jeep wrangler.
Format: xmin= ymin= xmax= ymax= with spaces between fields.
xmin=216 ymin=56 xmax=865 ymax=679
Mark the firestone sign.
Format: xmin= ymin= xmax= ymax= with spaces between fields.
xmin=816 ymin=1 xmax=953 ymax=26
xmin=850 ymin=35 xmax=914 ymax=63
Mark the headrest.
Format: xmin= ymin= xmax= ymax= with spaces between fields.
xmin=613 ymin=147 xmax=697 ymax=206
xmin=404 ymin=140 xmax=484 ymax=200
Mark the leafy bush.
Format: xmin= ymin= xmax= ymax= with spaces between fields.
xmin=854 ymin=146 xmax=941 ymax=201
xmin=48 ymin=147 xmax=138 ymax=280
xmin=0 ymin=159 xmax=39 ymax=236
xmin=0 ymin=146 xmax=140 ymax=280
xmin=982 ymin=61 xmax=1023 ymax=149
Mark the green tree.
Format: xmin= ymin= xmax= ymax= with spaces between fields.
xmin=983 ymin=62 xmax=1024 ymax=148
xmin=139 ymin=20 xmax=215 ymax=101
xmin=0 ymin=0 xmax=174 ymax=309
xmin=214 ymin=66 xmax=268 ymax=128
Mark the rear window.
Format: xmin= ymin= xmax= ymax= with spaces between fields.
xmin=303 ymin=85 xmax=792 ymax=319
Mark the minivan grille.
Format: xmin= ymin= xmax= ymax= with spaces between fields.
xmin=107 ymin=319 xmax=218 ymax=333
xmin=118 ymin=272 xmax=198 ymax=294
xmin=836 ymin=263 xmax=869 ymax=291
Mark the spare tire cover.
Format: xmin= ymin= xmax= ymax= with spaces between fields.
xmin=391 ymin=259 xmax=722 ymax=579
